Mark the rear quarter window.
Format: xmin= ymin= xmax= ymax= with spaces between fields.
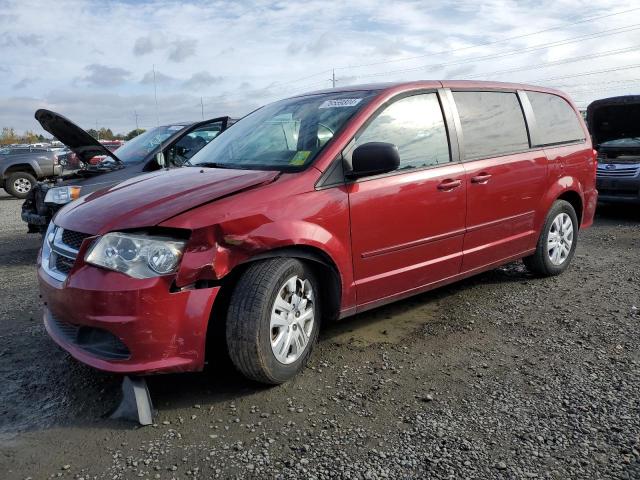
xmin=453 ymin=91 xmax=529 ymax=160
xmin=526 ymin=92 xmax=585 ymax=146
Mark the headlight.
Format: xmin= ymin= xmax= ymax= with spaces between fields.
xmin=44 ymin=186 xmax=82 ymax=204
xmin=85 ymin=232 xmax=187 ymax=279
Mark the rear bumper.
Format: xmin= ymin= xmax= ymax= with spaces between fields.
xmin=581 ymin=187 xmax=598 ymax=229
xmin=39 ymin=263 xmax=220 ymax=374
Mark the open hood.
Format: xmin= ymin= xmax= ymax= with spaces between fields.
xmin=35 ymin=109 xmax=121 ymax=163
xmin=587 ymin=95 xmax=640 ymax=147
xmin=53 ymin=167 xmax=279 ymax=234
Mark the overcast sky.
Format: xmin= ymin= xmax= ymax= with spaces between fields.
xmin=1 ymin=0 xmax=639 ymax=135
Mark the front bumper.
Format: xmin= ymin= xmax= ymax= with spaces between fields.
xmin=39 ymin=262 xmax=220 ymax=374
xmin=21 ymin=183 xmax=57 ymax=229
xmin=596 ymin=177 xmax=640 ymax=204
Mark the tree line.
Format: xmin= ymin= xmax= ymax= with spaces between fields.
xmin=1 ymin=126 xmax=146 ymax=145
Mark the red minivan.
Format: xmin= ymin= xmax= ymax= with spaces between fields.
xmin=39 ymin=81 xmax=597 ymax=384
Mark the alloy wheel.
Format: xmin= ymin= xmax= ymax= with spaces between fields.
xmin=547 ymin=212 xmax=574 ymax=266
xmin=270 ymin=275 xmax=315 ymax=364
xmin=14 ymin=178 xmax=32 ymax=194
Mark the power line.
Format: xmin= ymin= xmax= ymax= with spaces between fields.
xmin=263 ymin=6 xmax=640 ymax=90
xmin=336 ymin=25 xmax=640 ymax=82
xmin=345 ymin=44 xmax=640 ymax=83
xmin=534 ymin=63 xmax=640 ymax=82
xmin=333 ymin=6 xmax=640 ymax=70
xmin=464 ymin=45 xmax=640 ymax=79
xmin=552 ymin=77 xmax=640 ymax=90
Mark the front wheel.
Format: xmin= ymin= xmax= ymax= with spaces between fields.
xmin=524 ymin=200 xmax=578 ymax=276
xmin=5 ymin=171 xmax=36 ymax=199
xmin=226 ymin=258 xmax=320 ymax=384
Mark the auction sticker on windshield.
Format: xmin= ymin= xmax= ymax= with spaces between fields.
xmin=319 ymin=98 xmax=362 ymax=108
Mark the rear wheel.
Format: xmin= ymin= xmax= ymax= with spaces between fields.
xmin=226 ymin=258 xmax=320 ymax=384
xmin=524 ymin=200 xmax=578 ymax=276
xmin=5 ymin=171 xmax=36 ymax=199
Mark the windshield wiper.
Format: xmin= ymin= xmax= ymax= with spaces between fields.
xmin=191 ymin=162 xmax=236 ymax=169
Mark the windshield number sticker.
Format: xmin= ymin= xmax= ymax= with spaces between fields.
xmin=319 ymin=98 xmax=362 ymax=109
xmin=168 ymin=125 xmax=185 ymax=131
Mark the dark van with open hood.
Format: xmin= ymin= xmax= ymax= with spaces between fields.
xmin=21 ymin=110 xmax=234 ymax=232
xmin=588 ymin=95 xmax=640 ymax=204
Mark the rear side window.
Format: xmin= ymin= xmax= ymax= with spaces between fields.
xmin=526 ymin=92 xmax=585 ymax=146
xmin=350 ymin=93 xmax=450 ymax=170
xmin=453 ymin=91 xmax=529 ymax=160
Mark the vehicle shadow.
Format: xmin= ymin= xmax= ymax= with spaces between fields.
xmin=0 ymin=261 xmax=536 ymax=437
xmin=143 ymin=262 xmax=533 ymax=414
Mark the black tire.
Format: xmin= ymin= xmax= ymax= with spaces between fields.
xmin=5 ymin=171 xmax=36 ymax=199
xmin=524 ymin=200 xmax=578 ymax=277
xmin=226 ymin=258 xmax=320 ymax=384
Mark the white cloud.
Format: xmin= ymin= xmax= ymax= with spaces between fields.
xmin=78 ymin=64 xmax=131 ymax=87
xmin=183 ymin=71 xmax=224 ymax=89
xmin=0 ymin=0 xmax=639 ymax=133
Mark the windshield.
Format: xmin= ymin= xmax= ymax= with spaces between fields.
xmin=189 ymin=91 xmax=377 ymax=171
xmin=113 ymin=125 xmax=187 ymax=163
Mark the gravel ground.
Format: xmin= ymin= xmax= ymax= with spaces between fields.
xmin=0 ymin=190 xmax=638 ymax=480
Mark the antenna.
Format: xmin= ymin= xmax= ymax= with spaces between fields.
xmin=332 ymin=69 xmax=336 ymax=88
xmin=200 ymin=97 xmax=204 ymax=120
xmin=134 ymin=110 xmax=139 ymax=131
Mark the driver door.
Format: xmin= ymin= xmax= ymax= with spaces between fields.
xmin=346 ymin=92 xmax=466 ymax=308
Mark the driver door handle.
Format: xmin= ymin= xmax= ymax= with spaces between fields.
xmin=470 ymin=173 xmax=492 ymax=184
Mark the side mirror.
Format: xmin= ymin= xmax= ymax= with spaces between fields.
xmin=155 ymin=152 xmax=166 ymax=168
xmin=347 ymin=142 xmax=400 ymax=179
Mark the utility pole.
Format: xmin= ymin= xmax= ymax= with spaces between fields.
xmin=200 ymin=97 xmax=204 ymax=120
xmin=134 ymin=110 xmax=139 ymax=131
xmin=96 ymin=119 xmax=99 ymax=141
xmin=153 ymin=64 xmax=159 ymax=126
xmin=332 ymin=69 xmax=336 ymax=88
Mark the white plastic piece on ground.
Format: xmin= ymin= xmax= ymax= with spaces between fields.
xmin=110 ymin=376 xmax=155 ymax=426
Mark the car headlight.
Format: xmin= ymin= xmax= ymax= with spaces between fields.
xmin=85 ymin=232 xmax=187 ymax=279
xmin=44 ymin=186 xmax=82 ymax=204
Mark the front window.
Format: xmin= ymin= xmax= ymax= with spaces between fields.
xmin=189 ymin=91 xmax=378 ymax=171
xmin=345 ymin=93 xmax=451 ymax=170
xmin=112 ymin=125 xmax=187 ymax=164
xmin=166 ymin=121 xmax=224 ymax=166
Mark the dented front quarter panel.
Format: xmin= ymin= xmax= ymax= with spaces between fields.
xmin=163 ymin=168 xmax=357 ymax=311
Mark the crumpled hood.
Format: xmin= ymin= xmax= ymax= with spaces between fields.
xmin=53 ymin=167 xmax=279 ymax=234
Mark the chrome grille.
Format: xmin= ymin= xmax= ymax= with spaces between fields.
xmin=42 ymin=224 xmax=90 ymax=281
xmin=597 ymin=164 xmax=640 ymax=178
xmin=61 ymin=229 xmax=91 ymax=250
xmin=54 ymin=254 xmax=74 ymax=275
